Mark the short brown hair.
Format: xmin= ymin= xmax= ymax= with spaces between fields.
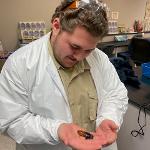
xmin=51 ymin=0 xmax=108 ymax=38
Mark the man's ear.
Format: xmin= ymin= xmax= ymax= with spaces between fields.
xmin=51 ymin=18 xmax=60 ymax=31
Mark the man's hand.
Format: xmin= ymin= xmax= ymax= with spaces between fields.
xmin=58 ymin=123 xmax=107 ymax=150
xmin=96 ymin=120 xmax=119 ymax=147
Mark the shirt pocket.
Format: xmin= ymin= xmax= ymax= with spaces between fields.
xmin=88 ymin=92 xmax=98 ymax=121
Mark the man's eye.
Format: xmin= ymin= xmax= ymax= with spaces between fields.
xmin=70 ymin=45 xmax=80 ymax=50
xmin=86 ymin=49 xmax=94 ymax=53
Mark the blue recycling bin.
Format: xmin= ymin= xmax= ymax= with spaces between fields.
xmin=142 ymin=62 xmax=150 ymax=78
xmin=141 ymin=62 xmax=150 ymax=85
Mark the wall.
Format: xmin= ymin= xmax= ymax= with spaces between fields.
xmin=104 ymin=0 xmax=147 ymax=29
xmin=0 ymin=0 xmax=60 ymax=51
xmin=0 ymin=0 xmax=149 ymax=52
xmin=102 ymin=0 xmax=150 ymax=43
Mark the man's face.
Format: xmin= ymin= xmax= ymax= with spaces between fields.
xmin=51 ymin=19 xmax=99 ymax=68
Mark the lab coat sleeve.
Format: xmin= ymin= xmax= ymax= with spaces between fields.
xmin=0 ymin=55 xmax=66 ymax=145
xmin=96 ymin=52 xmax=128 ymax=128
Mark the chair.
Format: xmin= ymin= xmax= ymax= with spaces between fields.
xmin=100 ymin=44 xmax=115 ymax=58
xmin=128 ymin=37 xmax=150 ymax=65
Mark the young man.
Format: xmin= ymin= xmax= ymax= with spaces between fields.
xmin=0 ymin=0 xmax=128 ymax=150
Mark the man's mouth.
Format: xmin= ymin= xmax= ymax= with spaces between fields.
xmin=68 ymin=56 xmax=77 ymax=62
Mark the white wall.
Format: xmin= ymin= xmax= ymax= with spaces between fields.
xmin=0 ymin=0 xmax=60 ymax=51
xmin=0 ymin=0 xmax=148 ymax=52
xmin=104 ymin=0 xmax=147 ymax=29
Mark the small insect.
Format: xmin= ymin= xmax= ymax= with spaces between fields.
xmin=77 ymin=130 xmax=94 ymax=139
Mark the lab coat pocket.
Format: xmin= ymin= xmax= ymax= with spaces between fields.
xmin=88 ymin=92 xmax=98 ymax=121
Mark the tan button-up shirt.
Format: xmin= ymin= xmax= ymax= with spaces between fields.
xmin=48 ymin=40 xmax=98 ymax=132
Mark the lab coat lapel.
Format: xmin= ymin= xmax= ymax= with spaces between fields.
xmin=46 ymin=58 xmax=68 ymax=105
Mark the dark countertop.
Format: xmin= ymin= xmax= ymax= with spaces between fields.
xmin=97 ymin=40 xmax=130 ymax=49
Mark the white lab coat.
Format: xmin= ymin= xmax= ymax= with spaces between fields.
xmin=0 ymin=33 xmax=128 ymax=150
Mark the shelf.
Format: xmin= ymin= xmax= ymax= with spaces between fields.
xmin=107 ymin=31 xmax=150 ymax=36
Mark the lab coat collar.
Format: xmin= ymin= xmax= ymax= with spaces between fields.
xmin=46 ymin=56 xmax=69 ymax=106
